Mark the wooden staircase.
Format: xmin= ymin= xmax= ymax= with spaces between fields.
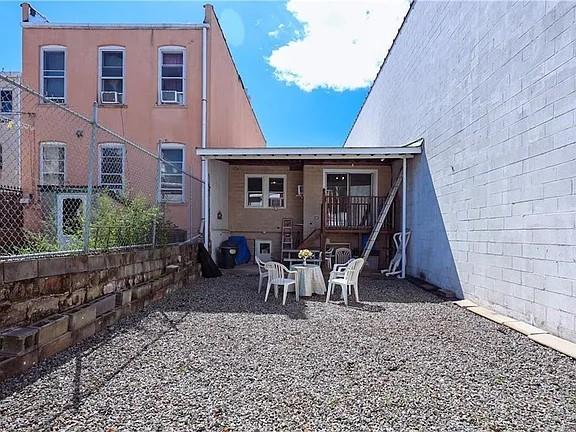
xmin=297 ymin=228 xmax=321 ymax=249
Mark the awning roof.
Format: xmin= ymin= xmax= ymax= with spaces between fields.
xmin=197 ymin=139 xmax=423 ymax=160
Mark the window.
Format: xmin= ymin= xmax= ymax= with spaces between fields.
xmin=99 ymin=47 xmax=124 ymax=104
xmin=160 ymin=144 xmax=184 ymax=202
xmin=158 ymin=47 xmax=185 ymax=105
xmin=41 ymin=46 xmax=66 ymax=103
xmin=0 ymin=90 xmax=13 ymax=113
xmin=41 ymin=142 xmax=66 ymax=185
xmin=245 ymin=175 xmax=286 ymax=208
xmin=99 ymin=143 xmax=124 ymax=190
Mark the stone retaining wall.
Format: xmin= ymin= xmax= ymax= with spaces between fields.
xmin=0 ymin=243 xmax=199 ymax=381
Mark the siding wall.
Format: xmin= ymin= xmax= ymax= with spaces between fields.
xmin=228 ymin=165 xmax=303 ymax=259
xmin=346 ymin=1 xmax=576 ymax=341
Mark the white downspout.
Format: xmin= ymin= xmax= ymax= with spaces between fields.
xmin=401 ymin=156 xmax=407 ymax=279
xmin=201 ymin=24 xmax=209 ymax=249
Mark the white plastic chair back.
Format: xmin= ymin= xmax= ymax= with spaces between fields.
xmin=265 ymin=261 xmax=289 ymax=281
xmin=334 ymin=248 xmax=352 ymax=266
xmin=343 ymin=258 xmax=364 ymax=285
xmin=256 ymin=256 xmax=267 ymax=275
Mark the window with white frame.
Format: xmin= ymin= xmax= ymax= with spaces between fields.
xmin=41 ymin=46 xmax=66 ymax=103
xmin=41 ymin=142 xmax=66 ymax=185
xmin=99 ymin=143 xmax=124 ymax=190
xmin=99 ymin=47 xmax=124 ymax=104
xmin=245 ymin=175 xmax=286 ymax=208
xmin=158 ymin=47 xmax=185 ymax=105
xmin=0 ymin=90 xmax=13 ymax=113
xmin=160 ymin=144 xmax=184 ymax=202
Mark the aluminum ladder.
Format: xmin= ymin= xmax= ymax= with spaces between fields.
xmin=361 ymin=173 xmax=403 ymax=261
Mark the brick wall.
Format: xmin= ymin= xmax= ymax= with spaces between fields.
xmin=0 ymin=243 xmax=199 ymax=380
xmin=346 ymin=1 xmax=576 ymax=341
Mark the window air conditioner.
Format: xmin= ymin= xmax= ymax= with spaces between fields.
xmin=101 ymin=91 xmax=119 ymax=104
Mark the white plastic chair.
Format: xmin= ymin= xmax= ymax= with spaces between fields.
xmin=326 ymin=258 xmax=365 ymax=306
xmin=255 ymin=256 xmax=268 ymax=293
xmin=333 ymin=248 xmax=352 ymax=269
xmin=324 ymin=247 xmax=334 ymax=269
xmin=264 ymin=261 xmax=299 ymax=305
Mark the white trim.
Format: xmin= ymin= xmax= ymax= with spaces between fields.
xmin=98 ymin=46 xmax=125 ymax=105
xmin=159 ymin=143 xmax=185 ymax=203
xmin=40 ymin=141 xmax=66 ymax=185
xmin=24 ymin=23 xmax=208 ymax=30
xmin=244 ymin=174 xmax=287 ymax=209
xmin=197 ymin=140 xmax=423 ymax=160
xmin=56 ymin=193 xmax=86 ymax=247
xmin=157 ymin=46 xmax=186 ymax=105
xmin=98 ymin=142 xmax=125 ymax=190
xmin=322 ymin=168 xmax=379 ymax=197
xmin=40 ymin=45 xmax=67 ymax=103
xmin=401 ymin=157 xmax=407 ymax=279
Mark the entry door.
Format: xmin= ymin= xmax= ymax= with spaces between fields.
xmin=57 ymin=193 xmax=86 ymax=247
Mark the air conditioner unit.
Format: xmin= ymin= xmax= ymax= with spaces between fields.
xmin=297 ymin=184 xmax=304 ymax=197
xmin=161 ymin=91 xmax=184 ymax=104
xmin=101 ymin=91 xmax=119 ymax=104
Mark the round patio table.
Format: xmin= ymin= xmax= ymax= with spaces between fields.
xmin=290 ymin=264 xmax=326 ymax=297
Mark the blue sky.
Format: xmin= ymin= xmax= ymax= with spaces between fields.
xmin=0 ymin=0 xmax=409 ymax=147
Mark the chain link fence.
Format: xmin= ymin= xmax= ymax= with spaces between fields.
xmin=0 ymin=73 xmax=203 ymax=260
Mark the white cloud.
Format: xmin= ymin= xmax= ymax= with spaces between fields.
xmin=267 ymin=0 xmax=410 ymax=92
xmin=268 ymin=23 xmax=285 ymax=38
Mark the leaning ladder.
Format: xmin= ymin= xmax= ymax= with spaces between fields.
xmin=281 ymin=218 xmax=294 ymax=262
xmin=361 ymin=173 xmax=403 ymax=261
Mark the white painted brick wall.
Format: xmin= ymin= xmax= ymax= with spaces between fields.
xmin=346 ymin=1 xmax=576 ymax=342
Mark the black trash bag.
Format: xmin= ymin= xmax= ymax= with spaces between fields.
xmin=197 ymin=243 xmax=222 ymax=278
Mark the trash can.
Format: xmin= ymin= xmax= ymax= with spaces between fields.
xmin=218 ymin=240 xmax=237 ymax=269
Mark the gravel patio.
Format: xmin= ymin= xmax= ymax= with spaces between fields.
xmin=1 ymin=272 xmax=575 ymax=432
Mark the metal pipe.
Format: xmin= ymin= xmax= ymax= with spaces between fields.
xmin=401 ymin=156 xmax=407 ymax=279
xmin=201 ymin=24 xmax=209 ymax=249
xmin=83 ymin=101 xmax=98 ymax=252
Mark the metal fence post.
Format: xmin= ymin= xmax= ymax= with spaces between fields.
xmin=83 ymin=102 xmax=98 ymax=252
xmin=152 ymin=140 xmax=162 ymax=247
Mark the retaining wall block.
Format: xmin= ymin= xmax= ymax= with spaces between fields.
xmin=33 ymin=314 xmax=69 ymax=346
xmin=0 ymin=327 xmax=38 ymax=355
xmin=38 ymin=257 xmax=67 ymax=278
xmin=72 ymin=322 xmax=96 ymax=344
xmin=66 ymin=304 xmax=96 ymax=331
xmin=116 ymin=289 xmax=132 ymax=307
xmin=95 ymin=310 xmax=120 ymax=333
xmin=92 ymin=294 xmax=116 ymax=317
xmin=3 ymin=260 xmax=38 ymax=283
xmin=65 ymin=255 xmax=88 ymax=273
xmin=132 ymin=283 xmax=152 ymax=300
xmin=88 ymin=254 xmax=107 ymax=272
xmin=38 ymin=332 xmax=72 ymax=361
xmin=166 ymin=264 xmax=179 ymax=274
xmin=0 ymin=350 xmax=38 ymax=381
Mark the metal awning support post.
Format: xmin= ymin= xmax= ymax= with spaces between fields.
xmin=401 ymin=156 xmax=407 ymax=279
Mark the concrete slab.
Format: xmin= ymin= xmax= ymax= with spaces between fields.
xmin=454 ymin=299 xmax=477 ymax=308
xmin=503 ymin=321 xmax=548 ymax=336
xmin=467 ymin=306 xmax=516 ymax=325
xmin=528 ymin=333 xmax=576 ymax=359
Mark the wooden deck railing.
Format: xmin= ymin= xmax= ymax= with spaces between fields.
xmin=322 ymin=193 xmax=394 ymax=231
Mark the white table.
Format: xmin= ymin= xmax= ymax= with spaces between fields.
xmin=290 ymin=264 xmax=326 ymax=296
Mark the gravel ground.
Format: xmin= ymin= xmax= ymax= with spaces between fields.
xmin=1 ymin=272 xmax=575 ymax=432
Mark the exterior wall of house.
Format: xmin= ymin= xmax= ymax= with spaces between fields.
xmin=0 ymin=72 xmax=21 ymax=188
xmin=20 ymin=4 xmax=265 ymax=238
xmin=204 ymin=5 xmax=266 ymax=149
xmin=345 ymin=1 xmax=576 ymax=341
xmin=302 ymin=164 xmax=392 ymax=238
xmin=228 ymin=165 xmax=303 ymax=260
xmin=209 ymin=160 xmax=230 ymax=257
xmin=225 ymin=163 xmax=393 ymax=262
